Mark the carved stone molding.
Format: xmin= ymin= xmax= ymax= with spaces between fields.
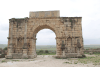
xmin=9 ymin=18 xmax=15 ymax=23
xmin=7 ymin=37 xmax=10 ymax=39
xmin=26 ymin=37 xmax=36 ymax=40
xmin=24 ymin=17 xmax=29 ymax=22
xmin=55 ymin=37 xmax=66 ymax=39
xmin=11 ymin=37 xmax=24 ymax=39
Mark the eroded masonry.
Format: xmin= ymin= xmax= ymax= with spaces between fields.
xmin=6 ymin=11 xmax=84 ymax=59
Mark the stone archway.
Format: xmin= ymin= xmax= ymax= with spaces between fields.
xmin=31 ymin=25 xmax=58 ymax=58
xmin=6 ymin=10 xmax=84 ymax=59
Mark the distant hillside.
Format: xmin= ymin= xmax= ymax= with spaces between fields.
xmin=36 ymin=45 xmax=100 ymax=50
xmin=36 ymin=45 xmax=56 ymax=50
xmin=84 ymin=45 xmax=100 ymax=49
xmin=0 ymin=44 xmax=7 ymax=49
xmin=0 ymin=44 xmax=100 ymax=50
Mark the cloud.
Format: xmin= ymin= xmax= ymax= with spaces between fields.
xmin=0 ymin=23 xmax=9 ymax=31
xmin=84 ymin=38 xmax=100 ymax=45
xmin=0 ymin=30 xmax=8 ymax=44
xmin=36 ymin=29 xmax=56 ymax=45
xmin=0 ymin=0 xmax=100 ymax=45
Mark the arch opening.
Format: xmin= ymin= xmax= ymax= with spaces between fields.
xmin=32 ymin=25 xmax=57 ymax=56
xmin=36 ymin=29 xmax=56 ymax=55
xmin=33 ymin=25 xmax=57 ymax=37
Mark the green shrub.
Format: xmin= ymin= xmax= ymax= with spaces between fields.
xmin=36 ymin=50 xmax=44 ymax=55
xmin=0 ymin=51 xmax=1 ymax=54
xmin=2 ymin=60 xmax=6 ymax=63
xmin=39 ymin=50 xmax=44 ymax=53
xmin=45 ymin=50 xmax=49 ymax=53
xmin=82 ymin=54 xmax=86 ymax=58
xmin=1 ymin=54 xmax=6 ymax=58
xmin=3 ymin=47 xmax=7 ymax=50
xmin=86 ymin=49 xmax=89 ymax=50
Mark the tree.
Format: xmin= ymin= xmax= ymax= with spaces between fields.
xmin=45 ymin=50 xmax=49 ymax=53
xmin=39 ymin=50 xmax=44 ymax=53
xmin=3 ymin=47 xmax=7 ymax=50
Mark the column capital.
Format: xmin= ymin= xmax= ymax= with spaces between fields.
xmin=7 ymin=37 xmax=10 ymax=39
xmin=26 ymin=37 xmax=37 ymax=40
xmin=9 ymin=18 xmax=15 ymax=23
xmin=33 ymin=38 xmax=37 ymax=40
xmin=55 ymin=37 xmax=66 ymax=39
xmin=24 ymin=17 xmax=29 ymax=22
xmin=8 ymin=43 xmax=13 ymax=48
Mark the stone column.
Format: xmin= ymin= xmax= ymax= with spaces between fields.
xmin=77 ymin=48 xmax=82 ymax=57
xmin=72 ymin=38 xmax=75 ymax=53
xmin=63 ymin=49 xmax=65 ymax=57
xmin=6 ymin=18 xmax=14 ymax=59
xmin=79 ymin=37 xmax=84 ymax=55
xmin=10 ymin=22 xmax=13 ymax=45
xmin=77 ymin=38 xmax=82 ymax=57
xmin=24 ymin=18 xmax=27 ymax=44
xmin=56 ymin=38 xmax=59 ymax=56
xmin=22 ymin=18 xmax=28 ymax=59
xmin=62 ymin=39 xmax=66 ymax=57
xmin=56 ymin=37 xmax=62 ymax=57
xmin=22 ymin=48 xmax=28 ymax=58
xmin=32 ymin=38 xmax=37 ymax=58
xmin=15 ymin=37 xmax=17 ymax=53
xmin=65 ymin=38 xmax=67 ymax=55
xmin=28 ymin=37 xmax=37 ymax=59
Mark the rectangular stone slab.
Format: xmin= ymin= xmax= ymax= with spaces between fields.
xmin=29 ymin=10 xmax=60 ymax=18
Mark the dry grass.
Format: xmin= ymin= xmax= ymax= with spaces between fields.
xmin=65 ymin=54 xmax=100 ymax=65
xmin=78 ymin=56 xmax=100 ymax=65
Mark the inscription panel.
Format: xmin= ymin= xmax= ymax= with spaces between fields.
xmin=29 ymin=11 xmax=60 ymax=18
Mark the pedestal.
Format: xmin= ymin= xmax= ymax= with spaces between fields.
xmin=6 ymin=55 xmax=12 ymax=59
xmin=22 ymin=49 xmax=28 ymax=59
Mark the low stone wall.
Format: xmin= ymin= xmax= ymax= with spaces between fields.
xmin=84 ymin=49 xmax=100 ymax=53
xmin=54 ymin=53 xmax=84 ymax=58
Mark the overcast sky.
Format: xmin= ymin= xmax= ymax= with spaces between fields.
xmin=0 ymin=0 xmax=100 ymax=45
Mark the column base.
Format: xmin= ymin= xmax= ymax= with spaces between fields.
xmin=77 ymin=54 xmax=82 ymax=58
xmin=22 ymin=55 xmax=28 ymax=59
xmin=53 ymin=53 xmax=84 ymax=58
xmin=12 ymin=53 xmax=22 ymax=59
xmin=28 ymin=55 xmax=34 ymax=59
xmin=6 ymin=55 xmax=12 ymax=59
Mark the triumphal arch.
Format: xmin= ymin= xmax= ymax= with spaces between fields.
xmin=6 ymin=10 xmax=84 ymax=59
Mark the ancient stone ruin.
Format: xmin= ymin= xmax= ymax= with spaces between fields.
xmin=6 ymin=10 xmax=84 ymax=59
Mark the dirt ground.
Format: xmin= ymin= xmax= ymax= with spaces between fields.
xmin=0 ymin=55 xmax=100 ymax=67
